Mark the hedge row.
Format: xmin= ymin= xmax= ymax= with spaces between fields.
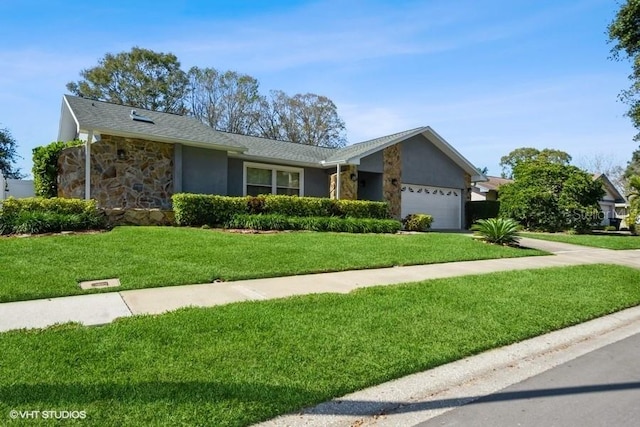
xmin=465 ymin=200 xmax=500 ymax=229
xmin=0 ymin=197 xmax=105 ymax=235
xmin=172 ymin=193 xmax=390 ymax=227
xmin=226 ymin=214 xmax=402 ymax=233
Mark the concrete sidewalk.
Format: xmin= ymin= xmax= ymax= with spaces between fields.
xmin=1 ymin=237 xmax=639 ymax=332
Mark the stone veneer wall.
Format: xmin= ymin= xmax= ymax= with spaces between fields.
xmin=102 ymin=208 xmax=175 ymax=226
xmin=383 ymin=144 xmax=402 ymax=219
xmin=464 ymin=173 xmax=472 ymax=201
xmin=58 ymin=135 xmax=174 ymax=209
xmin=329 ymin=165 xmax=358 ymax=200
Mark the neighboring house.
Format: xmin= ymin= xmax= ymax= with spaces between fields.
xmin=471 ymin=176 xmax=512 ymax=201
xmin=57 ymin=95 xmax=486 ymax=229
xmin=0 ymin=175 xmax=34 ymax=200
xmin=594 ymin=173 xmax=627 ymax=227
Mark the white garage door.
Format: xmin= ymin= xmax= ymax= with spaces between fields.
xmin=401 ymin=183 xmax=462 ymax=229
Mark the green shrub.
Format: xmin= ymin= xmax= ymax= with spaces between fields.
xmin=0 ymin=197 xmax=105 ymax=235
xmin=172 ymin=194 xmax=249 ymax=226
xmin=172 ymin=193 xmax=391 ymax=226
xmin=32 ymin=140 xmax=84 ymax=198
xmin=260 ymin=195 xmax=335 ymax=217
xmin=471 ymin=217 xmax=521 ymax=246
xmin=603 ymin=225 xmax=617 ymax=232
xmin=226 ymin=214 xmax=401 ymax=233
xmin=402 ymin=214 xmax=433 ymax=231
xmin=334 ymin=199 xmax=389 ymax=219
xmin=465 ymin=201 xmax=500 ymax=229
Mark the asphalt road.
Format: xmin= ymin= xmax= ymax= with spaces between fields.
xmin=416 ymin=332 xmax=640 ymax=427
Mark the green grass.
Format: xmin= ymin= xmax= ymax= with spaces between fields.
xmin=522 ymin=231 xmax=640 ymax=250
xmin=1 ymin=264 xmax=639 ymax=426
xmin=0 ymin=226 xmax=544 ymax=303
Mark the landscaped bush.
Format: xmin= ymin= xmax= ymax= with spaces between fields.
xmin=334 ymin=199 xmax=389 ymax=219
xmin=0 ymin=197 xmax=105 ymax=235
xmin=465 ymin=200 xmax=500 ymax=229
xmin=402 ymin=213 xmax=433 ymax=231
xmin=32 ymin=140 xmax=84 ymax=198
xmin=226 ymin=214 xmax=402 ymax=233
xmin=471 ymin=217 xmax=521 ymax=246
xmin=172 ymin=193 xmax=391 ymax=227
xmin=172 ymin=194 xmax=249 ymax=226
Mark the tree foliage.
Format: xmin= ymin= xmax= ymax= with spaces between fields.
xmin=627 ymin=174 xmax=640 ymax=233
xmin=187 ymin=67 xmax=262 ymax=134
xmin=499 ymin=147 xmax=571 ymax=179
xmin=67 ymin=47 xmax=189 ymax=114
xmin=67 ymin=47 xmax=347 ymax=148
xmin=256 ymin=91 xmax=346 ymax=148
xmin=32 ymin=140 xmax=83 ymax=198
xmin=499 ymin=159 xmax=604 ymax=232
xmin=0 ymin=127 xmax=23 ymax=179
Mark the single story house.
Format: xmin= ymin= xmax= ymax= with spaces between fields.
xmin=57 ymin=95 xmax=486 ymax=229
xmin=471 ymin=176 xmax=512 ymax=201
xmin=594 ymin=173 xmax=627 ymax=227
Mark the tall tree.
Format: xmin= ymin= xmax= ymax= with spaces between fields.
xmin=67 ymin=47 xmax=188 ymax=114
xmin=256 ymin=90 xmax=346 ymax=148
xmin=187 ymin=67 xmax=262 ymax=134
xmin=0 ymin=127 xmax=23 ymax=179
xmin=609 ymin=0 xmax=640 ymax=138
xmin=499 ymin=147 xmax=571 ymax=178
xmin=499 ymin=158 xmax=604 ymax=232
xmin=609 ymin=1 xmax=640 ymax=180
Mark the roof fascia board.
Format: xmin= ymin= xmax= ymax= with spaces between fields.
xmin=340 ymin=128 xmax=427 ymax=163
xmin=61 ymin=96 xmax=81 ymax=137
xmin=423 ymin=126 xmax=487 ymax=182
xmin=79 ymin=127 xmax=246 ymax=153
xmin=230 ymin=152 xmax=324 ymax=169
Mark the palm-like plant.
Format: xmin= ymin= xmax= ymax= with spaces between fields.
xmin=471 ymin=218 xmax=521 ymax=246
xmin=627 ymin=175 xmax=640 ymax=234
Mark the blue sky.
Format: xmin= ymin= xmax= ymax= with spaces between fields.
xmin=0 ymin=0 xmax=636 ymax=178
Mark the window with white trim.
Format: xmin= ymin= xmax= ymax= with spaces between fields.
xmin=244 ymin=162 xmax=304 ymax=196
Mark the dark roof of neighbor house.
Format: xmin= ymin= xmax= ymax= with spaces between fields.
xmin=61 ymin=95 xmax=483 ymax=178
xmin=475 ymin=176 xmax=513 ymax=192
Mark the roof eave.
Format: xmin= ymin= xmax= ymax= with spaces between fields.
xmin=79 ymin=126 xmax=246 ymax=153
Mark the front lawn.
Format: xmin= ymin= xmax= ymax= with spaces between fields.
xmin=1 ymin=264 xmax=639 ymax=426
xmin=0 ymin=226 xmax=544 ymax=303
xmin=522 ymin=232 xmax=640 ymax=250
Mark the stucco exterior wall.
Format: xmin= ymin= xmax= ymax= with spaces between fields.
xmin=58 ymin=135 xmax=174 ymax=209
xmin=401 ymin=134 xmax=464 ymax=188
xmin=181 ymin=146 xmax=228 ymax=195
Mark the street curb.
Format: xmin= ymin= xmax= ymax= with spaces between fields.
xmin=255 ymin=304 xmax=640 ymax=427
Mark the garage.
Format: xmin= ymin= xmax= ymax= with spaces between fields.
xmin=401 ymin=183 xmax=462 ymax=229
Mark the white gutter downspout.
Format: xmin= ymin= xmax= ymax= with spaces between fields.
xmin=335 ymin=163 xmax=341 ymax=200
xmin=84 ymin=130 xmax=93 ymax=200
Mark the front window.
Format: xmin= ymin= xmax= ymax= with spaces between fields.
xmin=244 ymin=163 xmax=303 ymax=196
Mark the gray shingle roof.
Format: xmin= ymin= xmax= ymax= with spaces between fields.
xmin=221 ymin=132 xmax=335 ymax=165
xmin=64 ymin=95 xmax=244 ymax=150
xmin=62 ymin=95 xmax=479 ymax=176
xmin=325 ymin=127 xmax=426 ymax=163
